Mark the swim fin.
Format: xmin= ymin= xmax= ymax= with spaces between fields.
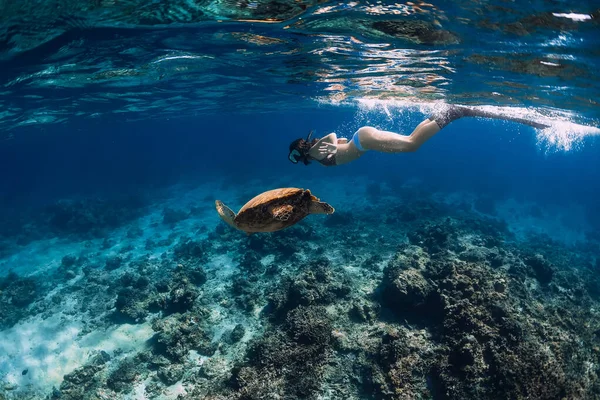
xmin=430 ymin=105 xmax=550 ymax=130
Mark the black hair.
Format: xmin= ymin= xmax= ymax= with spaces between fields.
xmin=288 ymin=131 xmax=318 ymax=165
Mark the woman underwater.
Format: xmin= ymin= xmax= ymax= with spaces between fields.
xmin=288 ymin=105 xmax=550 ymax=166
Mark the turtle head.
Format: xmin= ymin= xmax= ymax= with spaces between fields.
xmin=288 ymin=130 xmax=318 ymax=165
xmin=309 ymin=200 xmax=335 ymax=215
xmin=215 ymin=200 xmax=239 ymax=231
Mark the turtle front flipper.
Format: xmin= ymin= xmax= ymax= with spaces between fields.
xmin=215 ymin=200 xmax=239 ymax=230
xmin=270 ymin=204 xmax=294 ymax=221
xmin=309 ymin=200 xmax=335 ymax=215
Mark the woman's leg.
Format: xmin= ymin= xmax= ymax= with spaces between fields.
xmin=357 ymin=106 xmax=469 ymax=153
xmin=357 ymin=120 xmax=441 ymax=153
xmin=357 ymin=105 xmax=549 ymax=154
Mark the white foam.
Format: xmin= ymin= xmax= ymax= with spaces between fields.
xmin=354 ymin=97 xmax=437 ymax=116
xmin=552 ymin=13 xmax=592 ymax=22
xmin=536 ymin=120 xmax=600 ymax=152
xmin=467 ymin=104 xmax=600 ymax=151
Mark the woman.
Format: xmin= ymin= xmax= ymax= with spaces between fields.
xmin=288 ymin=105 xmax=549 ymax=167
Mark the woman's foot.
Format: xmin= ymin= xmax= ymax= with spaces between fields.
xmin=429 ymin=105 xmax=472 ymax=129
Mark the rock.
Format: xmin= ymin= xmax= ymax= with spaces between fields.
xmin=151 ymin=313 xmax=215 ymax=362
xmin=59 ymin=351 xmax=111 ymax=398
xmin=229 ymin=324 xmax=245 ymax=343
xmin=524 ymin=253 xmax=554 ymax=284
xmin=106 ymin=357 xmax=139 ymax=393
xmin=157 ymin=365 xmax=184 ymax=386
xmin=494 ymin=279 xmax=506 ymax=293
xmin=105 ymin=255 xmax=124 ymax=271
xmin=381 ymin=265 xmax=434 ymax=317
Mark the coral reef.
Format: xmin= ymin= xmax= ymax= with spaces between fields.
xmin=151 ymin=312 xmax=215 ymax=362
xmin=2 ymin=186 xmax=600 ymax=400
xmin=0 ymin=195 xmax=148 ymax=247
xmin=231 ymin=305 xmax=333 ymax=400
xmin=267 ymin=257 xmax=352 ymax=318
xmin=112 ymin=263 xmax=206 ymax=323
xmin=376 ymin=221 xmax=600 ymax=399
xmin=54 ymin=351 xmax=111 ymax=399
xmin=173 ymin=237 xmax=210 ymax=265
xmin=40 ymin=196 xmax=147 ymax=238
xmin=0 ymin=272 xmax=46 ymax=329
xmin=106 ymin=356 xmax=141 ymax=393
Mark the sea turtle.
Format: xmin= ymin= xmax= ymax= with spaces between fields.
xmin=215 ymin=188 xmax=334 ymax=234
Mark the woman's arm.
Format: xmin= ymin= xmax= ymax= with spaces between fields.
xmin=308 ymin=133 xmax=338 ymax=160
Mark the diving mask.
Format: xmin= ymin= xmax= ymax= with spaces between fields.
xmin=288 ymin=149 xmax=302 ymax=164
xmin=288 ymin=130 xmax=315 ymax=165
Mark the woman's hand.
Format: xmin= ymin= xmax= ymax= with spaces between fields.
xmin=308 ymin=133 xmax=338 ymax=160
xmin=317 ymin=142 xmax=338 ymax=156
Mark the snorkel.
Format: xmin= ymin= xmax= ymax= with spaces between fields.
xmin=288 ymin=130 xmax=316 ymax=165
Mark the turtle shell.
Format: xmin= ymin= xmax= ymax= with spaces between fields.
xmin=234 ymin=188 xmax=314 ymax=232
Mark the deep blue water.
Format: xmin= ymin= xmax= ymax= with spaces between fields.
xmin=1 ymin=108 xmax=599 ymax=230
xmin=1 ymin=0 xmax=598 ymax=225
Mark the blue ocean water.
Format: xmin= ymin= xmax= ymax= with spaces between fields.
xmin=0 ymin=1 xmax=599 ymax=399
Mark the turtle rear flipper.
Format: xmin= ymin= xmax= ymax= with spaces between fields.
xmin=215 ymin=200 xmax=239 ymax=230
xmin=309 ymin=201 xmax=335 ymax=215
